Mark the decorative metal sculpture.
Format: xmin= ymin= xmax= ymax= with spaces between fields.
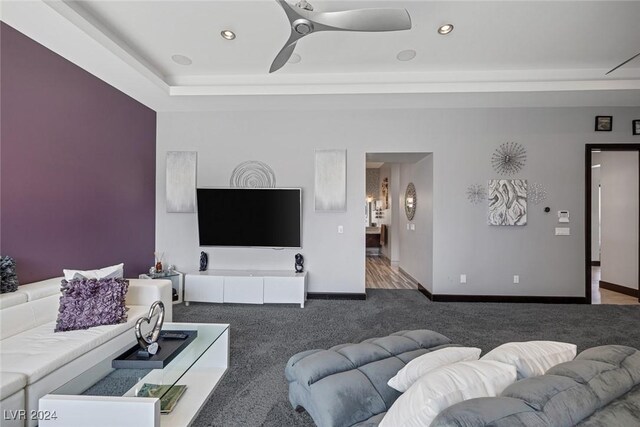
xmin=491 ymin=142 xmax=527 ymax=175
xmin=466 ymin=184 xmax=487 ymax=205
xmin=528 ymin=182 xmax=548 ymax=205
xmin=135 ymin=301 xmax=165 ymax=356
xmin=405 ymin=182 xmax=417 ymax=221
xmin=230 ymin=160 xmax=276 ymax=188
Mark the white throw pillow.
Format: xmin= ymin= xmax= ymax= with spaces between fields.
xmin=63 ymin=263 xmax=124 ymax=281
xmin=481 ymin=341 xmax=577 ymax=379
xmin=388 ymin=347 xmax=482 ymax=392
xmin=380 ymin=360 xmax=517 ymax=427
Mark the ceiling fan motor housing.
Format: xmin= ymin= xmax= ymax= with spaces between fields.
xmin=293 ymin=18 xmax=314 ymax=35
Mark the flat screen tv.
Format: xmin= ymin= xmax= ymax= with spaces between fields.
xmin=197 ymin=188 xmax=301 ymax=248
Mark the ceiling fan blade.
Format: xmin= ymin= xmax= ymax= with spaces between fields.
xmin=270 ymin=37 xmax=300 ymax=73
xmin=309 ymin=8 xmax=411 ymax=32
xmin=606 ymin=51 xmax=640 ymax=75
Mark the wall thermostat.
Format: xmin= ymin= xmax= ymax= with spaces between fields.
xmin=558 ymin=210 xmax=570 ymax=223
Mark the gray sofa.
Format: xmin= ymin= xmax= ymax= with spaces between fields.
xmin=285 ymin=330 xmax=454 ymax=427
xmin=288 ymin=335 xmax=640 ymax=427
xmin=432 ymin=345 xmax=640 ymax=427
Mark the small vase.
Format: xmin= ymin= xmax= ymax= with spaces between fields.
xmin=155 ymin=261 xmax=163 ymax=272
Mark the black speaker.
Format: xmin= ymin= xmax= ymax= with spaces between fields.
xmin=295 ymin=253 xmax=304 ymax=273
xmin=199 ymin=251 xmax=208 ymax=271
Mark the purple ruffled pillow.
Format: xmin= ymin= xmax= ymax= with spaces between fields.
xmin=55 ymin=278 xmax=129 ymax=332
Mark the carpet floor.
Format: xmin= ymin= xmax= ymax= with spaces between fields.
xmin=173 ymin=289 xmax=640 ymax=427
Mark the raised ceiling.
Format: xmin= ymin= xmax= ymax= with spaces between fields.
xmin=3 ymin=0 xmax=640 ymax=110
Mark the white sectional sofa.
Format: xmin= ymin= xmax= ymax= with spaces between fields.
xmin=0 ymin=277 xmax=172 ymax=427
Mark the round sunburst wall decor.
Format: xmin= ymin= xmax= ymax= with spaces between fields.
xmin=491 ymin=142 xmax=527 ymax=175
xmin=230 ymin=161 xmax=276 ymax=188
xmin=405 ymin=182 xmax=417 ymax=220
xmin=528 ymin=182 xmax=548 ymax=205
xmin=466 ymin=184 xmax=487 ymax=205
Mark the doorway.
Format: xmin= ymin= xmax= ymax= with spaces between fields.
xmin=364 ymin=152 xmax=433 ymax=291
xmin=585 ymin=144 xmax=640 ymax=304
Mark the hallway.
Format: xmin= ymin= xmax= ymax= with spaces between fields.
xmin=365 ymin=256 xmax=418 ymax=289
xmin=592 ymin=267 xmax=639 ymax=305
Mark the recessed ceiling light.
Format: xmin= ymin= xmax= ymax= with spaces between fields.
xmin=288 ymin=53 xmax=302 ymax=64
xmin=171 ymin=54 xmax=192 ymax=65
xmin=396 ymin=49 xmax=416 ymax=62
xmin=438 ymin=24 xmax=454 ymax=35
xmin=221 ymin=30 xmax=236 ymax=40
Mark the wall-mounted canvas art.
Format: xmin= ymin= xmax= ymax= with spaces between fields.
xmin=315 ymin=149 xmax=347 ymax=212
xmin=488 ymin=179 xmax=527 ymax=226
xmin=166 ymin=151 xmax=197 ymax=213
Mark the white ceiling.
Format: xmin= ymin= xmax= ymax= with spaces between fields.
xmin=3 ymin=0 xmax=640 ymax=110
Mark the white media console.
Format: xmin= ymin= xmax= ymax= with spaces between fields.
xmin=184 ymin=270 xmax=308 ymax=308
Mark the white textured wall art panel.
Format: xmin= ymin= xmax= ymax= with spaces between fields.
xmin=315 ymin=149 xmax=347 ymax=212
xmin=166 ymin=151 xmax=197 ymax=213
xmin=488 ymin=179 xmax=527 ymax=226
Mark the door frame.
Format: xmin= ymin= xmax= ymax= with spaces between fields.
xmin=585 ymin=143 xmax=640 ymax=303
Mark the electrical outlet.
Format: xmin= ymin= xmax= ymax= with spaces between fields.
xmin=410 ymin=224 xmax=416 ymax=231
xmin=513 ymin=275 xmax=520 ymax=284
xmin=337 ymin=225 xmax=344 ymax=234
xmin=406 ymin=224 xmax=410 ymax=230
xmin=460 ymin=274 xmax=467 ymax=284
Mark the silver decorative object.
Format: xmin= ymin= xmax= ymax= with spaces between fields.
xmin=135 ymin=301 xmax=165 ymax=355
xmin=466 ymin=184 xmax=487 ymax=205
xmin=488 ymin=179 xmax=527 ymax=226
xmin=166 ymin=151 xmax=197 ymax=213
xmin=405 ymin=182 xmax=417 ymax=220
xmin=491 ymin=142 xmax=527 ymax=175
xmin=315 ymin=149 xmax=347 ymax=212
xmin=230 ymin=160 xmax=276 ymax=188
xmin=528 ymin=182 xmax=548 ymax=205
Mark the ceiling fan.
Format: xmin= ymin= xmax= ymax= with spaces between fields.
xmin=269 ymin=0 xmax=412 ymax=73
xmin=606 ymin=51 xmax=640 ymax=75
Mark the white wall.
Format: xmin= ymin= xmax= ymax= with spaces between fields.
xmin=600 ymin=151 xmax=639 ymax=291
xmin=156 ymin=106 xmax=640 ymax=296
xmin=591 ymin=155 xmax=601 ymax=262
xmin=399 ymin=155 xmax=434 ymax=291
xmin=379 ymin=164 xmax=392 ymax=259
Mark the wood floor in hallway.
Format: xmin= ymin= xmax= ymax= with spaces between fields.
xmin=366 ymin=256 xmax=417 ymax=289
xmin=592 ymin=267 xmax=639 ymax=305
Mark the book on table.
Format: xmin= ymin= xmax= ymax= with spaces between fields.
xmin=137 ymin=383 xmax=187 ymax=414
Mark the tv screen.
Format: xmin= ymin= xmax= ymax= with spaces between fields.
xmin=197 ymin=188 xmax=301 ymax=248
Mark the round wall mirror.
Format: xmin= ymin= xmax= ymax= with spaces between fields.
xmin=405 ymin=182 xmax=417 ymax=220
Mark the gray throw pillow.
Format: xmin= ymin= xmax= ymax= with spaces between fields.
xmin=0 ymin=256 xmax=19 ymax=293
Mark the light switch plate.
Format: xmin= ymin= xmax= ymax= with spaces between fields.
xmin=555 ymin=227 xmax=570 ymax=236
xmin=410 ymin=224 xmax=416 ymax=230
xmin=406 ymin=224 xmax=410 ymax=230
xmin=338 ymin=225 xmax=344 ymax=234
xmin=460 ymin=274 xmax=467 ymax=284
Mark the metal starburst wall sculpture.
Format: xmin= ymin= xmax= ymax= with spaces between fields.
xmin=528 ymin=182 xmax=548 ymax=205
xmin=491 ymin=142 xmax=527 ymax=175
xmin=466 ymin=184 xmax=487 ymax=205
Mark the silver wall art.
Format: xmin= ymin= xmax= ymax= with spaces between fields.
xmin=491 ymin=142 xmax=527 ymax=175
xmin=528 ymin=182 xmax=548 ymax=205
xmin=405 ymin=182 xmax=417 ymax=220
xmin=466 ymin=184 xmax=487 ymax=205
xmin=488 ymin=179 xmax=527 ymax=226
xmin=315 ymin=149 xmax=347 ymax=212
xmin=230 ymin=160 xmax=276 ymax=188
xmin=166 ymin=151 xmax=197 ymax=213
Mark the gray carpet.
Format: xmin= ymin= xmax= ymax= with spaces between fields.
xmin=173 ymin=289 xmax=640 ymax=427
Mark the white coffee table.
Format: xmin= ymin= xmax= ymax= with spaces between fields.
xmin=39 ymin=323 xmax=229 ymax=427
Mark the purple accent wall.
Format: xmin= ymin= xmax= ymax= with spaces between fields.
xmin=1 ymin=23 xmax=156 ymax=283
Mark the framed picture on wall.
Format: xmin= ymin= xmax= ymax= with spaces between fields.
xmin=595 ymin=116 xmax=612 ymax=132
xmin=633 ymin=120 xmax=640 ymax=135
